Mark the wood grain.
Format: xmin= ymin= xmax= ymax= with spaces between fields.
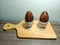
xmin=3 ymin=20 xmax=57 ymax=39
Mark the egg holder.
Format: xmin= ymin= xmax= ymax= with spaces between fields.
xmin=3 ymin=20 xmax=57 ymax=39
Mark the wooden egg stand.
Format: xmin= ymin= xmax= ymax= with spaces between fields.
xmin=3 ymin=20 xmax=57 ymax=39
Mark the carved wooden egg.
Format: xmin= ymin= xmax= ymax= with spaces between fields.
xmin=25 ymin=11 xmax=34 ymax=22
xmin=40 ymin=11 xmax=49 ymax=22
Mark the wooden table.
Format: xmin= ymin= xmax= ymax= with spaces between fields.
xmin=0 ymin=20 xmax=60 ymax=45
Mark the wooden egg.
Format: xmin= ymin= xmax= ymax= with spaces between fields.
xmin=40 ymin=11 xmax=49 ymax=22
xmin=25 ymin=11 xmax=34 ymax=22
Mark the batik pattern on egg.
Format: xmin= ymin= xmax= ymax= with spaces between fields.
xmin=40 ymin=11 xmax=49 ymax=22
xmin=25 ymin=11 xmax=34 ymax=22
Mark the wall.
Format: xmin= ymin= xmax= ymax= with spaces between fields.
xmin=0 ymin=0 xmax=60 ymax=23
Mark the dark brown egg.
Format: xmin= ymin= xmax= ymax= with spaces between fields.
xmin=40 ymin=11 xmax=49 ymax=22
xmin=25 ymin=11 xmax=34 ymax=22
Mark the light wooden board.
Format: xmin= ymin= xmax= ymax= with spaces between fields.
xmin=3 ymin=20 xmax=57 ymax=39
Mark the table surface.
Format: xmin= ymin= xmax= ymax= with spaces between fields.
xmin=0 ymin=20 xmax=60 ymax=45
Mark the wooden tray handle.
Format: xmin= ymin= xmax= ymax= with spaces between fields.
xmin=3 ymin=23 xmax=16 ymax=30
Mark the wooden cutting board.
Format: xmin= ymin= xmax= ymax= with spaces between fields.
xmin=3 ymin=20 xmax=57 ymax=39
